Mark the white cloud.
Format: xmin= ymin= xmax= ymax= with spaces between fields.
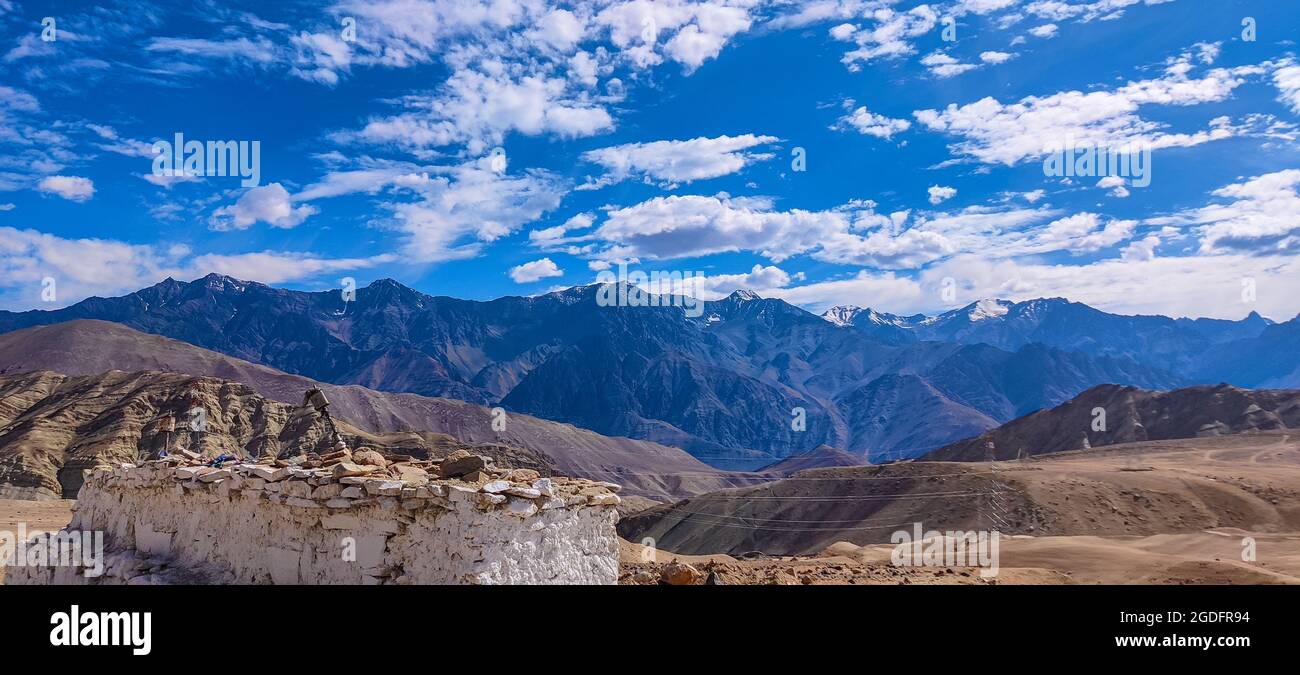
xmin=314 ymin=1 xmax=765 ymax=156
xmin=979 ymin=50 xmax=1014 ymax=64
xmin=1274 ymin=60 xmax=1300 ymax=115
xmin=1192 ymin=41 xmax=1221 ymax=65
xmin=86 ymin=124 xmax=154 ymax=158
xmin=36 ymin=175 xmax=94 ymax=202
xmin=290 ymin=31 xmax=353 ymax=85
xmin=955 ymin=0 xmax=1022 ymax=14
xmin=189 ymin=251 xmax=397 ymax=284
xmin=509 ymin=257 xmax=564 ymax=283
xmin=530 ymin=212 xmax=594 ymax=244
xmin=836 ymin=5 xmax=939 ymax=70
xmin=915 ymin=250 xmax=1298 ymax=321
xmin=914 ymin=59 xmax=1260 ymax=165
xmin=921 ymin=52 xmax=978 ymax=78
xmin=579 ymin=134 xmax=777 ymax=189
xmin=1096 ymin=175 xmax=1130 ymax=198
xmin=754 ymin=247 xmax=1300 ymax=322
xmin=142 ymin=172 xmax=203 ymax=189
xmin=0 ymin=226 xmax=184 ymax=307
xmin=928 ymin=185 xmax=957 ymax=205
xmin=287 ymin=156 xmax=566 ymax=263
xmin=385 ymin=160 xmax=566 ymax=262
xmin=1149 ymin=169 xmax=1300 ymax=255
xmin=341 ymin=67 xmax=615 ymax=155
xmin=1026 ymin=0 xmax=1175 ymax=24
xmin=531 ymin=9 xmax=585 ymax=52
xmin=586 ymin=192 xmax=1120 ymax=270
xmin=1013 ymin=212 xmax=1135 ymax=253
xmin=1028 ymin=23 xmax=1058 ymax=38
xmin=764 ymin=269 xmax=924 ymax=315
xmin=145 ymin=36 xmax=278 ymax=64
xmin=210 ymin=183 xmax=318 ymax=230
xmin=0 ymin=225 xmax=395 ymax=308
xmin=1121 ymin=234 xmax=1160 ymax=261
xmin=834 ymin=106 xmax=912 ymax=140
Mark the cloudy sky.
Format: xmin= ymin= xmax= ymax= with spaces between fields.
xmin=1 ymin=0 xmax=1298 ymax=320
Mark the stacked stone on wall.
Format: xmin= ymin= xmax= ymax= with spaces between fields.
xmin=7 ymin=459 xmax=623 ymax=585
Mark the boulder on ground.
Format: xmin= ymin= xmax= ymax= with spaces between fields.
xmin=660 ymin=561 xmax=702 ymax=586
xmin=438 ymin=450 xmax=489 ymax=478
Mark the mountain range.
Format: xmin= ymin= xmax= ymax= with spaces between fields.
xmin=1 ymin=274 xmax=1292 ymax=469
xmin=820 ymin=298 xmax=1290 ymax=383
xmin=924 ymin=383 xmax=1300 ymax=461
xmin=0 ymin=320 xmax=746 ymax=500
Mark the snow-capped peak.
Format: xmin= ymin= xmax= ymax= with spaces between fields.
xmin=821 ymin=305 xmax=862 ymax=327
xmin=968 ymin=299 xmax=1011 ymax=321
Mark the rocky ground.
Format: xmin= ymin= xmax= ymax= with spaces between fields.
xmin=621 ymin=432 xmax=1300 ymax=555
xmin=617 ymin=433 xmax=1300 ymax=584
xmin=0 ymin=369 xmax=555 ymax=499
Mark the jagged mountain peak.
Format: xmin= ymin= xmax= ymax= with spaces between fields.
xmin=820 ymin=305 xmax=862 ymax=327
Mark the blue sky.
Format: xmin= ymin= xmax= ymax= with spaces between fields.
xmin=1 ymin=0 xmax=1299 ymax=320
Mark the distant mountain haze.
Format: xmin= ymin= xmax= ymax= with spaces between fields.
xmin=1 ymin=275 xmax=1291 ymax=469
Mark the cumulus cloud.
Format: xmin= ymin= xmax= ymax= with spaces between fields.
xmin=834 ymin=106 xmax=912 ymax=140
xmin=509 ymin=257 xmax=564 ymax=283
xmin=210 ymin=183 xmax=318 ymax=230
xmin=1097 ymin=175 xmax=1130 ymax=198
xmin=1274 ymin=60 xmax=1300 ymax=114
xmin=579 ymin=134 xmax=777 ymax=189
xmin=583 ymin=191 xmax=1131 ymax=270
xmin=385 ymin=160 xmax=567 ymax=262
xmin=1028 ymin=23 xmax=1058 ymax=38
xmin=1026 ymin=0 xmax=1175 ymax=24
xmin=928 ymin=185 xmax=957 ymax=205
xmin=834 ymin=5 xmax=939 ymax=71
xmin=921 ymin=52 xmax=978 ymax=78
xmin=36 ymin=175 xmax=94 ymax=202
xmin=310 ymin=1 xmax=765 ymax=155
xmin=530 ymin=212 xmax=594 ymax=244
xmin=340 ymin=68 xmax=615 ymax=155
xmin=912 ymin=250 xmax=1298 ymax=321
xmin=1149 ymin=169 xmax=1300 ymax=255
xmin=0 ymin=224 xmax=394 ymax=308
xmin=285 ymin=156 xmax=567 ymax=263
xmin=979 ymin=51 xmax=1014 ymax=64
xmin=914 ymin=57 xmax=1262 ymax=165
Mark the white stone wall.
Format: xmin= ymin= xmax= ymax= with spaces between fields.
xmin=8 ymin=464 xmax=620 ymax=585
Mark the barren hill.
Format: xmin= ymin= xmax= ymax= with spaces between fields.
xmin=924 ymin=383 xmax=1300 ymax=461
xmin=0 ymin=369 xmax=556 ymax=499
xmin=758 ymin=444 xmax=861 ymax=477
xmin=619 ymin=432 xmax=1300 ymax=556
xmin=0 ymin=321 xmax=753 ymax=499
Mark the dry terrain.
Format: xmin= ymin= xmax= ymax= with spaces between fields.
xmin=0 ymin=321 xmax=756 ymax=499
xmin=5 ymin=432 xmax=1298 ymax=585
xmin=619 ymin=432 xmax=1300 ymax=584
xmin=0 ymin=498 xmax=74 ymax=584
